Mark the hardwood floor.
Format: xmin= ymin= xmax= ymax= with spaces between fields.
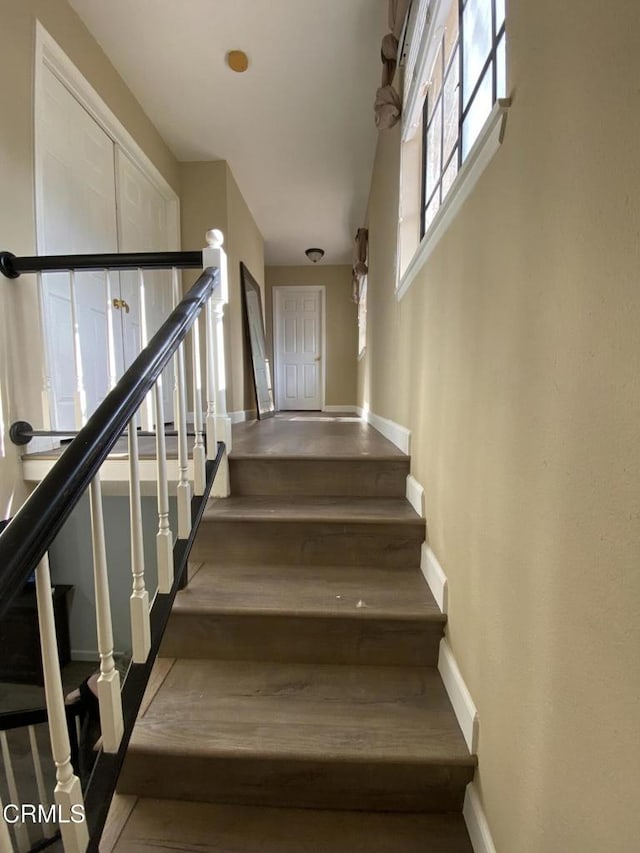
xmin=113 ymin=414 xmax=474 ymax=851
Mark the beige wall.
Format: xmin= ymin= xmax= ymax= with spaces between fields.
xmin=0 ymin=0 xmax=180 ymax=516
xmin=180 ymin=161 xmax=265 ymax=416
xmin=265 ymin=266 xmax=357 ymax=409
xmin=359 ymin=2 xmax=640 ymax=851
xmin=226 ymin=168 xmax=265 ymax=414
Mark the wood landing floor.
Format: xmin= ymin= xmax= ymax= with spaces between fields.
xmin=105 ymin=413 xmax=475 ymax=851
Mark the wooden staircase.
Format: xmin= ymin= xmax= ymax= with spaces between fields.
xmin=111 ymin=416 xmax=476 ymax=851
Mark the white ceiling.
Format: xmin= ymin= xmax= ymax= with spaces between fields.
xmin=69 ymin=0 xmax=387 ymax=265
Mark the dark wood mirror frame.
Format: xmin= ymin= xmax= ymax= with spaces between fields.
xmin=240 ymin=262 xmax=275 ymax=419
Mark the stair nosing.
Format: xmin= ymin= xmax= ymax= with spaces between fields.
xmin=128 ymin=737 xmax=476 ymax=767
xmin=170 ymin=603 xmax=446 ymax=622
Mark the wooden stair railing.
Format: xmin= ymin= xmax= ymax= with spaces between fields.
xmin=0 ymin=231 xmax=230 ymax=852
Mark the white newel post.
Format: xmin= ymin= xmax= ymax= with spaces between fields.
xmin=89 ymin=476 xmax=124 ymax=754
xmin=172 ymin=268 xmax=192 ymax=538
xmin=191 ymin=312 xmax=206 ymax=495
xmin=128 ymin=419 xmax=151 ymax=663
xmin=0 ymin=798 xmax=15 ymax=852
xmin=203 ymin=230 xmax=231 ymax=497
xmin=35 ymin=555 xmax=89 ymax=853
xmin=154 ymin=380 xmax=174 ymax=592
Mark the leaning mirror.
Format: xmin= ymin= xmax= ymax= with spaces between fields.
xmin=240 ymin=262 xmax=275 ymax=419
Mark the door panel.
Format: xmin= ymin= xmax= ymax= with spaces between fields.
xmin=116 ymin=150 xmax=174 ymax=420
xmin=275 ymin=288 xmax=323 ymax=410
xmin=40 ymin=66 xmax=119 ymax=428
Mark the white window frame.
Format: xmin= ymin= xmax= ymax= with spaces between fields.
xmin=396 ymin=0 xmax=510 ymax=301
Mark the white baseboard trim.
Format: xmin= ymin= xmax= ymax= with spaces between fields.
xmin=229 ymin=409 xmax=254 ymax=424
xmin=322 ymin=405 xmax=359 ymax=414
xmin=355 ymin=406 xmax=411 ymax=455
xmin=464 ymin=783 xmax=497 ymax=853
xmin=438 ymin=639 xmax=479 ymax=754
xmin=421 ymin=544 xmax=448 ymax=613
xmin=405 ymin=474 xmax=424 ymax=517
xmin=189 ymin=409 xmax=254 ymax=426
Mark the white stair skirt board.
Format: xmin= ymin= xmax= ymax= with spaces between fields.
xmin=355 ymin=407 xmax=411 ymax=455
xmin=438 ymin=639 xmax=479 ymax=755
xmin=463 ymin=783 xmax=498 ymax=853
xmin=421 ymin=544 xmax=448 ymax=614
xmin=405 ymin=475 xmax=424 ymax=517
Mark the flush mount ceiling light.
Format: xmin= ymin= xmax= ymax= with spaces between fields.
xmin=305 ymin=248 xmax=325 ymax=263
xmin=227 ymin=50 xmax=249 ymax=72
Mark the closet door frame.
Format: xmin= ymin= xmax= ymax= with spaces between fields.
xmin=34 ymin=21 xmax=180 ymax=432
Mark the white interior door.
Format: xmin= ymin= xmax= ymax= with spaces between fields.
xmin=116 ymin=149 xmax=174 ymax=420
xmin=39 ymin=65 xmax=119 ymax=429
xmin=274 ymin=287 xmax=323 ymax=410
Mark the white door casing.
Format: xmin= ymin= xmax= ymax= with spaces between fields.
xmin=39 ymin=65 xmax=119 ymax=429
xmin=273 ymin=287 xmax=325 ymax=410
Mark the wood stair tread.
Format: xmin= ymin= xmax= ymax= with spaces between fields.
xmin=114 ymin=797 xmax=473 ymax=852
xmin=174 ymin=563 xmax=444 ymax=620
xmin=128 ymin=658 xmax=474 ymax=766
xmin=203 ymin=495 xmax=424 ymax=524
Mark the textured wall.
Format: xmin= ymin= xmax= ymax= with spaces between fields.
xmin=359 ymin=1 xmax=640 ymax=850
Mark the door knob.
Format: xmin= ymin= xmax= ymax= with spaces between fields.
xmin=112 ymin=298 xmax=122 ymax=310
xmin=314 ymin=356 xmax=321 ymax=361
xmin=121 ymin=300 xmax=130 ymax=314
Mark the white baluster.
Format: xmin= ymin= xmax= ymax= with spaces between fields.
xmin=0 ymin=732 xmax=29 ymax=852
xmin=172 ymin=269 xmax=192 ymax=537
xmin=138 ymin=269 xmax=154 ymax=432
xmin=89 ymin=476 xmax=124 ymax=754
xmin=191 ymin=313 xmax=206 ymax=496
xmin=205 ymin=290 xmax=217 ymax=461
xmin=38 ymin=274 xmax=54 ymax=435
xmin=105 ymin=270 xmax=119 ymax=392
xmin=154 ymin=380 xmax=174 ymax=592
xmin=213 ymin=301 xmax=232 ymax=451
xmin=0 ymin=797 xmax=15 ymax=852
xmin=69 ymin=270 xmax=87 ymax=428
xmin=28 ymin=727 xmax=56 ymax=839
xmin=35 ymin=554 xmax=88 ymax=853
xmin=128 ymin=419 xmax=151 ymax=663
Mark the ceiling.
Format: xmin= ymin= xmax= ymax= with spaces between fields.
xmin=69 ymin=0 xmax=388 ymax=265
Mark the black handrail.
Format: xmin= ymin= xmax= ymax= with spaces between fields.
xmin=0 ymin=250 xmax=203 ymax=278
xmin=0 ymin=266 xmax=219 ymax=622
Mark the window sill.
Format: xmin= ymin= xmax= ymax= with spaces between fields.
xmin=396 ymin=98 xmax=511 ymax=302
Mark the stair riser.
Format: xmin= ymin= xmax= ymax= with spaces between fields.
xmin=119 ymin=753 xmax=473 ymax=813
xmin=192 ymin=521 xmax=424 ymax=568
xmin=230 ymin=458 xmax=409 ymax=497
xmin=160 ymin=612 xmax=445 ymax=666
